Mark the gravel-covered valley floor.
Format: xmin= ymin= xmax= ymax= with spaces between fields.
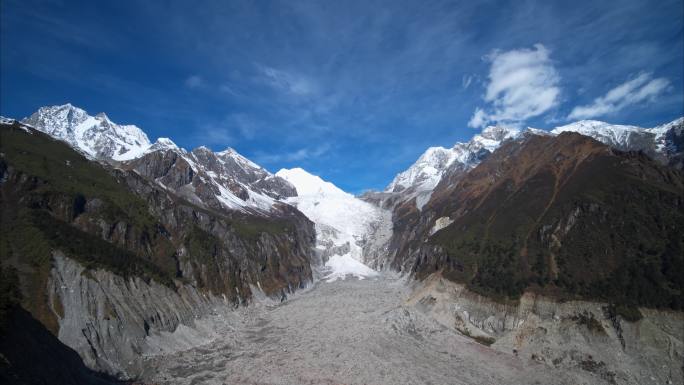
xmin=141 ymin=275 xmax=579 ymax=385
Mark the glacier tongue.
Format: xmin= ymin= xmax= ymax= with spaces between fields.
xmin=276 ymin=168 xmax=387 ymax=281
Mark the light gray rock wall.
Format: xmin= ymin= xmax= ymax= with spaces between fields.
xmin=407 ymin=275 xmax=684 ymax=385
xmin=48 ymin=253 xmax=231 ymax=379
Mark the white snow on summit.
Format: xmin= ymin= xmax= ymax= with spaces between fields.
xmin=548 ymin=117 xmax=683 ymax=157
xmin=20 ymin=103 xmax=298 ymax=215
xmin=648 ymin=117 xmax=684 ymax=153
xmin=216 ymin=147 xmax=263 ymax=172
xmin=276 ymin=167 xmax=348 ymax=197
xmin=550 ymin=120 xmax=654 ymax=152
xmin=387 ymin=125 xmax=520 ymax=193
xmin=389 ymin=117 xmax=683 ymax=195
xmin=276 ymin=168 xmax=383 ymax=281
xmin=22 ymin=104 xmax=152 ymax=161
xmin=387 ymin=146 xmax=458 ymax=193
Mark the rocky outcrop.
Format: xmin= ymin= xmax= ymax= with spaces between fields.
xmin=408 ymin=274 xmax=684 ymax=385
xmin=190 ymin=146 xmax=297 ymax=199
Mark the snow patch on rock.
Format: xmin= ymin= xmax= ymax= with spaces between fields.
xmin=430 ymin=216 xmax=454 ymax=236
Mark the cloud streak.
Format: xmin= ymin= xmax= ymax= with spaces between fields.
xmin=256 ymin=65 xmax=318 ymax=97
xmin=568 ymin=73 xmax=670 ymax=120
xmin=469 ymin=44 xmax=560 ymax=128
xmin=185 ymin=75 xmax=203 ymax=88
xmin=254 ymin=143 xmax=330 ymax=164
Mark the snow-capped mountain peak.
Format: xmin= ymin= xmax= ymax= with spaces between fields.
xmin=649 ymin=117 xmax=683 ymax=136
xmin=472 ymin=125 xmax=520 ymax=150
xmin=22 ymin=104 xmax=151 ymax=161
xmin=386 ymin=124 xmax=520 ymax=193
xmin=550 ymin=120 xmax=652 ymax=152
xmin=389 ymin=117 xmax=683 ymax=195
xmin=19 ymin=104 xmax=299 ymax=215
xmin=156 ymin=137 xmax=179 ymax=147
xmin=385 ymin=147 xmax=457 ymax=193
xmin=216 ymin=147 xmax=263 ymax=172
xmin=548 ymin=117 xmax=682 ymax=164
xmin=276 ymin=167 xmax=350 ymax=198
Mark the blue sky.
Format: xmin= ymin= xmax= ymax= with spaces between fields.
xmin=2 ymin=0 xmax=682 ymax=193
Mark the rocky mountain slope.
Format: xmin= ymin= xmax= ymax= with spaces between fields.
xmin=0 ymin=120 xmax=315 ymax=379
xmin=386 ymin=131 xmax=684 ymax=310
xmin=356 ymin=127 xmax=684 ymax=384
xmin=122 ymin=140 xmax=295 ymax=215
xmin=22 ymin=104 xmax=298 ymax=215
xmin=406 ymin=274 xmax=683 ymax=385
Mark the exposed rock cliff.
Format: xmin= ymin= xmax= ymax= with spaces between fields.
xmin=48 ymin=253 xmax=229 ymax=378
xmin=407 ymin=274 xmax=683 ymax=385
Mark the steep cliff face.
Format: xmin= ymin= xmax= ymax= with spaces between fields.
xmin=48 ymin=253 xmax=228 ymax=379
xmin=407 ymin=274 xmax=683 ymax=385
xmin=385 ymin=132 xmax=684 ymax=310
xmin=121 ymin=143 xmax=293 ymax=214
xmin=0 ymin=122 xmax=316 ymax=378
xmin=119 ymin=166 xmax=315 ymax=298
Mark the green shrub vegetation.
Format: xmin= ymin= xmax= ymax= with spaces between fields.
xmin=607 ymin=304 xmax=643 ymax=323
xmin=1 ymin=125 xmax=177 ymax=303
xmin=426 ymin=146 xmax=683 ymax=310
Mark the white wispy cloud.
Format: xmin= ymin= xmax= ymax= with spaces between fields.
xmin=462 ymin=74 xmax=474 ymax=89
xmin=468 ymin=44 xmax=560 ymax=128
xmin=254 ymin=143 xmax=330 ymax=164
xmin=568 ymin=72 xmax=670 ymax=120
xmin=227 ymin=113 xmax=259 ymax=140
xmin=184 ymin=75 xmax=204 ymax=88
xmin=201 ymin=129 xmax=233 ymax=146
xmin=256 ymin=65 xmax=317 ymax=96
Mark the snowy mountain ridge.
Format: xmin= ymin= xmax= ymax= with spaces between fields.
xmin=386 ymin=124 xmax=522 ymax=193
xmin=12 ymin=103 xmax=683 ymax=279
xmin=389 ymin=117 xmax=683 ymax=193
xmin=551 ymin=120 xmax=657 ymax=153
xmin=20 ymin=104 xmax=296 ymax=215
xmin=23 ymin=104 xmax=152 ymax=161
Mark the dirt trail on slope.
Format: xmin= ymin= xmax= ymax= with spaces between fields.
xmin=141 ymin=276 xmax=580 ymax=385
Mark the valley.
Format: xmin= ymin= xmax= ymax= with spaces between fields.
xmin=141 ymin=272 xmax=682 ymax=385
xmin=141 ymin=275 xmax=575 ymax=385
